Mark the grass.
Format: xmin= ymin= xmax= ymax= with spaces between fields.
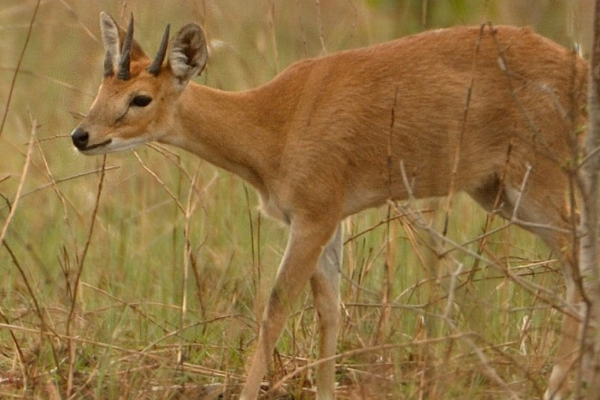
xmin=0 ymin=0 xmax=592 ymax=398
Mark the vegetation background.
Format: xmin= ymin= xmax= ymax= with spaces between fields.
xmin=0 ymin=0 xmax=595 ymax=398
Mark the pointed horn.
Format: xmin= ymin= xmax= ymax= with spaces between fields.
xmin=118 ymin=14 xmax=134 ymax=80
xmin=148 ymin=24 xmax=170 ymax=76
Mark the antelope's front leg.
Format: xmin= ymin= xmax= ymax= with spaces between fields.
xmin=240 ymin=216 xmax=340 ymax=400
xmin=310 ymin=224 xmax=343 ymax=400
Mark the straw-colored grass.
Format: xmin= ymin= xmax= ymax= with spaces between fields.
xmin=0 ymin=1 xmax=593 ymax=398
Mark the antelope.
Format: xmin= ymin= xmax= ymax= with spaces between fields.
xmin=71 ymin=12 xmax=588 ymax=400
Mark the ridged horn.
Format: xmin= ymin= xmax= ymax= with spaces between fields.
xmin=117 ymin=14 xmax=134 ymax=80
xmin=148 ymin=24 xmax=170 ymax=76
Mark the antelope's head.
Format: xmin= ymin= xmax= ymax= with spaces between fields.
xmin=71 ymin=12 xmax=208 ymax=154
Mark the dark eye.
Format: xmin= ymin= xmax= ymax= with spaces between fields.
xmin=130 ymin=95 xmax=152 ymax=107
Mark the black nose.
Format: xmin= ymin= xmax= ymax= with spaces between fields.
xmin=72 ymin=127 xmax=89 ymax=150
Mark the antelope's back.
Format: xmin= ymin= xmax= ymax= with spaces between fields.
xmin=260 ymin=26 xmax=588 ymax=215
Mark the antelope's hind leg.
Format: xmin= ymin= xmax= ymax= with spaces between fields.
xmin=468 ymin=174 xmax=580 ymax=400
xmin=500 ymin=179 xmax=580 ymax=400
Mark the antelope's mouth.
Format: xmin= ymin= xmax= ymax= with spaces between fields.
xmin=80 ymin=139 xmax=113 ymax=154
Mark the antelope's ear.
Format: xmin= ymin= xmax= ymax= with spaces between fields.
xmin=169 ymin=23 xmax=208 ymax=83
xmin=100 ymin=12 xmax=121 ymax=71
xmin=99 ymin=12 xmax=147 ymax=79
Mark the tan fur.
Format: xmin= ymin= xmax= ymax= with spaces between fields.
xmin=72 ymin=16 xmax=588 ymax=400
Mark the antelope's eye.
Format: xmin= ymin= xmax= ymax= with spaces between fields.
xmin=130 ymin=95 xmax=152 ymax=107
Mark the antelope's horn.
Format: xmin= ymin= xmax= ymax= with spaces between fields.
xmin=148 ymin=24 xmax=170 ymax=76
xmin=118 ymin=14 xmax=134 ymax=80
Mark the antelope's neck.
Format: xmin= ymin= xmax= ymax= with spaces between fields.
xmin=162 ymin=83 xmax=282 ymax=195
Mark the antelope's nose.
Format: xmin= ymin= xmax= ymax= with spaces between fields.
xmin=71 ymin=127 xmax=89 ymax=150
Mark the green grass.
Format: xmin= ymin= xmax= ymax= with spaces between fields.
xmin=0 ymin=0 xmax=589 ymax=398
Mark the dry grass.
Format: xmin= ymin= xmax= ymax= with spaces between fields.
xmin=0 ymin=0 xmax=594 ymax=398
